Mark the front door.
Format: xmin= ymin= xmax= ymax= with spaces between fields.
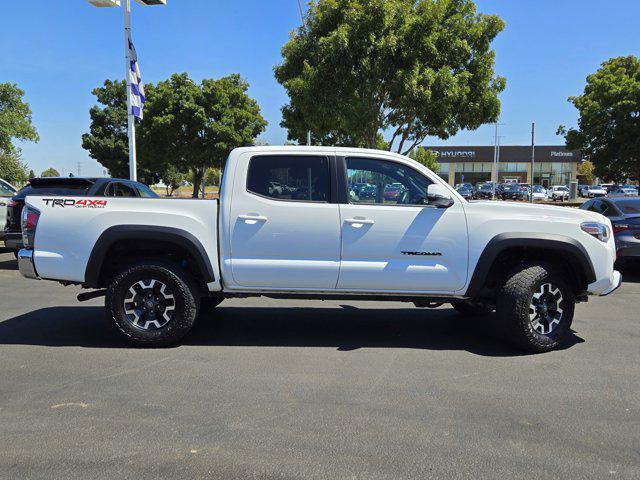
xmin=228 ymin=153 xmax=341 ymax=290
xmin=338 ymin=156 xmax=468 ymax=293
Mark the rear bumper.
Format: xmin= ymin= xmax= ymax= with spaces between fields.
xmin=18 ymin=249 xmax=39 ymax=280
xmin=4 ymin=232 xmax=22 ymax=250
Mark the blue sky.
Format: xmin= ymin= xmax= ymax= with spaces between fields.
xmin=2 ymin=0 xmax=640 ymax=176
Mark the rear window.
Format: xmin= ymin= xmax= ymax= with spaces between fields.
xmin=247 ymin=155 xmax=330 ymax=202
xmin=615 ymin=199 xmax=640 ymax=214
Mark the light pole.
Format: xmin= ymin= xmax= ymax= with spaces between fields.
xmin=86 ymin=0 xmax=166 ymax=180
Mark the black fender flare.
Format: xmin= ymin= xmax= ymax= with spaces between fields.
xmin=465 ymin=233 xmax=597 ymax=298
xmin=84 ymin=225 xmax=215 ymax=288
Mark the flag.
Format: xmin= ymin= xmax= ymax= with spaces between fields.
xmin=127 ymin=36 xmax=146 ymax=121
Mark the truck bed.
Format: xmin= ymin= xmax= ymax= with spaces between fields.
xmin=25 ymin=196 xmax=221 ymax=289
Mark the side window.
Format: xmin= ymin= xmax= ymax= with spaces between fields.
xmin=346 ymin=157 xmax=432 ymax=206
xmin=588 ymin=200 xmax=602 ymax=214
xmin=247 ymin=155 xmax=330 ymax=202
xmin=106 ymin=182 xmax=137 ymax=197
xmin=135 ymin=183 xmax=158 ymax=198
xmin=600 ymin=201 xmax=613 ymax=217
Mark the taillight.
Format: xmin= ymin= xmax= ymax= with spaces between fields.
xmin=21 ymin=206 xmax=40 ymax=249
xmin=612 ymin=223 xmax=630 ymax=234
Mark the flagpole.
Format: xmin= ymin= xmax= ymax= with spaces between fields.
xmin=123 ymin=0 xmax=137 ymax=181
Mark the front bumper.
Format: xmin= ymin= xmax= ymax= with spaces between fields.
xmin=588 ymin=270 xmax=621 ymax=296
xmin=18 ymin=249 xmax=39 ymax=280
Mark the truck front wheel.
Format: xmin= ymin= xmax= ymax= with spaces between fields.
xmin=496 ymin=263 xmax=575 ymax=353
xmin=105 ymin=260 xmax=199 ymax=347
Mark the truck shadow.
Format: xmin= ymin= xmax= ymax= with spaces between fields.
xmin=0 ymin=305 xmax=584 ymax=356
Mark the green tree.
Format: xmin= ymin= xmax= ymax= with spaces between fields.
xmin=0 ymin=83 xmax=39 ymax=154
xmin=204 ymin=167 xmax=221 ymax=187
xmin=28 ymin=169 xmax=36 ymax=179
xmin=161 ymin=165 xmax=187 ymax=196
xmin=41 ymin=167 xmax=60 ymax=177
xmin=577 ymin=160 xmax=595 ymax=185
xmin=140 ymin=73 xmax=267 ymax=197
xmin=0 ymin=150 xmax=28 ymax=184
xmin=275 ymin=0 xmax=505 ymax=153
xmin=559 ymin=56 xmax=640 ymax=183
xmin=409 ymin=147 xmax=440 ymax=173
xmin=81 ymin=80 xmax=131 ymax=179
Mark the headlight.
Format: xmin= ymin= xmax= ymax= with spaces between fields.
xmin=581 ymin=222 xmax=610 ymax=242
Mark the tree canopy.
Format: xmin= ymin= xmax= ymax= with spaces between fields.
xmin=0 ymin=149 xmax=28 ymax=184
xmin=275 ymin=0 xmax=505 ymax=153
xmin=81 ymin=80 xmax=131 ymax=179
xmin=41 ymin=167 xmax=60 ymax=178
xmin=83 ymin=74 xmax=267 ymax=196
xmin=0 ymin=83 xmax=39 ymax=154
xmin=140 ymin=73 xmax=267 ymax=196
xmin=560 ymin=56 xmax=640 ymax=183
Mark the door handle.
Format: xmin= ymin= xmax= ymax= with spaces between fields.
xmin=345 ymin=217 xmax=375 ymax=227
xmin=0 ymin=202 xmax=5 ymax=207
xmin=239 ymin=214 xmax=268 ymax=224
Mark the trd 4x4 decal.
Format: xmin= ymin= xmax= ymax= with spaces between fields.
xmin=43 ymin=199 xmax=108 ymax=208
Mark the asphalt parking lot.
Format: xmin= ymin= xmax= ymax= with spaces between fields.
xmin=0 ymin=250 xmax=639 ymax=480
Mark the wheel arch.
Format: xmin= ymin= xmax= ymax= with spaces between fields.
xmin=84 ymin=225 xmax=215 ymax=289
xmin=466 ymin=233 xmax=596 ymax=299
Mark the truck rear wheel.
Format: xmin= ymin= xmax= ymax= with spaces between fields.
xmin=496 ymin=263 xmax=574 ymax=353
xmin=105 ymin=260 xmax=199 ymax=347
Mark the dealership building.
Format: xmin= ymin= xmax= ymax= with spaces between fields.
xmin=426 ymin=145 xmax=580 ymax=188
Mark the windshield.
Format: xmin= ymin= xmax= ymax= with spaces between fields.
xmin=532 ymin=185 xmax=544 ymax=192
xmin=556 ymin=186 xmax=568 ymax=191
xmin=480 ymin=185 xmax=492 ymax=191
xmin=503 ymin=184 xmax=519 ymax=191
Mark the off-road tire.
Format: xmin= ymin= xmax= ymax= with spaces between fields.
xmin=497 ymin=262 xmax=575 ymax=353
xmin=105 ymin=260 xmax=199 ymax=347
xmin=452 ymin=301 xmax=494 ymax=317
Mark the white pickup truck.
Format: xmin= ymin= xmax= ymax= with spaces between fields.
xmin=17 ymin=146 xmax=621 ymax=352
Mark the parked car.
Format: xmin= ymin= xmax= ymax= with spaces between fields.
xmin=547 ymin=185 xmax=570 ymax=201
xmin=0 ymin=179 xmax=18 ymax=245
xmin=474 ymin=183 xmax=494 ymax=199
xmin=581 ymin=197 xmax=640 ymax=262
xmin=4 ymin=177 xmax=158 ymax=253
xmin=383 ymin=183 xmax=406 ymax=201
xmin=607 ymin=186 xmax=638 ymax=198
xmin=455 ymin=185 xmax=473 ymax=200
xmin=583 ymin=185 xmax=607 ymax=198
xmin=530 ymin=185 xmax=547 ymax=201
xmin=455 ymin=183 xmax=474 ymax=192
xmin=500 ymin=183 xmax=527 ymax=201
xmin=17 ymin=146 xmax=620 ymax=353
xmin=578 ymin=185 xmax=588 ymax=197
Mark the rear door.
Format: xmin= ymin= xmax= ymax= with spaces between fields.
xmin=227 ymin=152 xmax=341 ymax=290
xmin=337 ymin=155 xmax=468 ymax=293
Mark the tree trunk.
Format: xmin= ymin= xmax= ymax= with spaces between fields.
xmin=192 ymin=168 xmax=203 ymax=198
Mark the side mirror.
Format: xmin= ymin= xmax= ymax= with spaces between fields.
xmin=427 ymin=184 xmax=454 ymax=208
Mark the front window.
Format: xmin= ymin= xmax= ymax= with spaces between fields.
xmin=346 ymin=157 xmax=432 ymax=206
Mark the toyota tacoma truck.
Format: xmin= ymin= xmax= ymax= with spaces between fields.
xmin=17 ymin=146 xmax=621 ymax=352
